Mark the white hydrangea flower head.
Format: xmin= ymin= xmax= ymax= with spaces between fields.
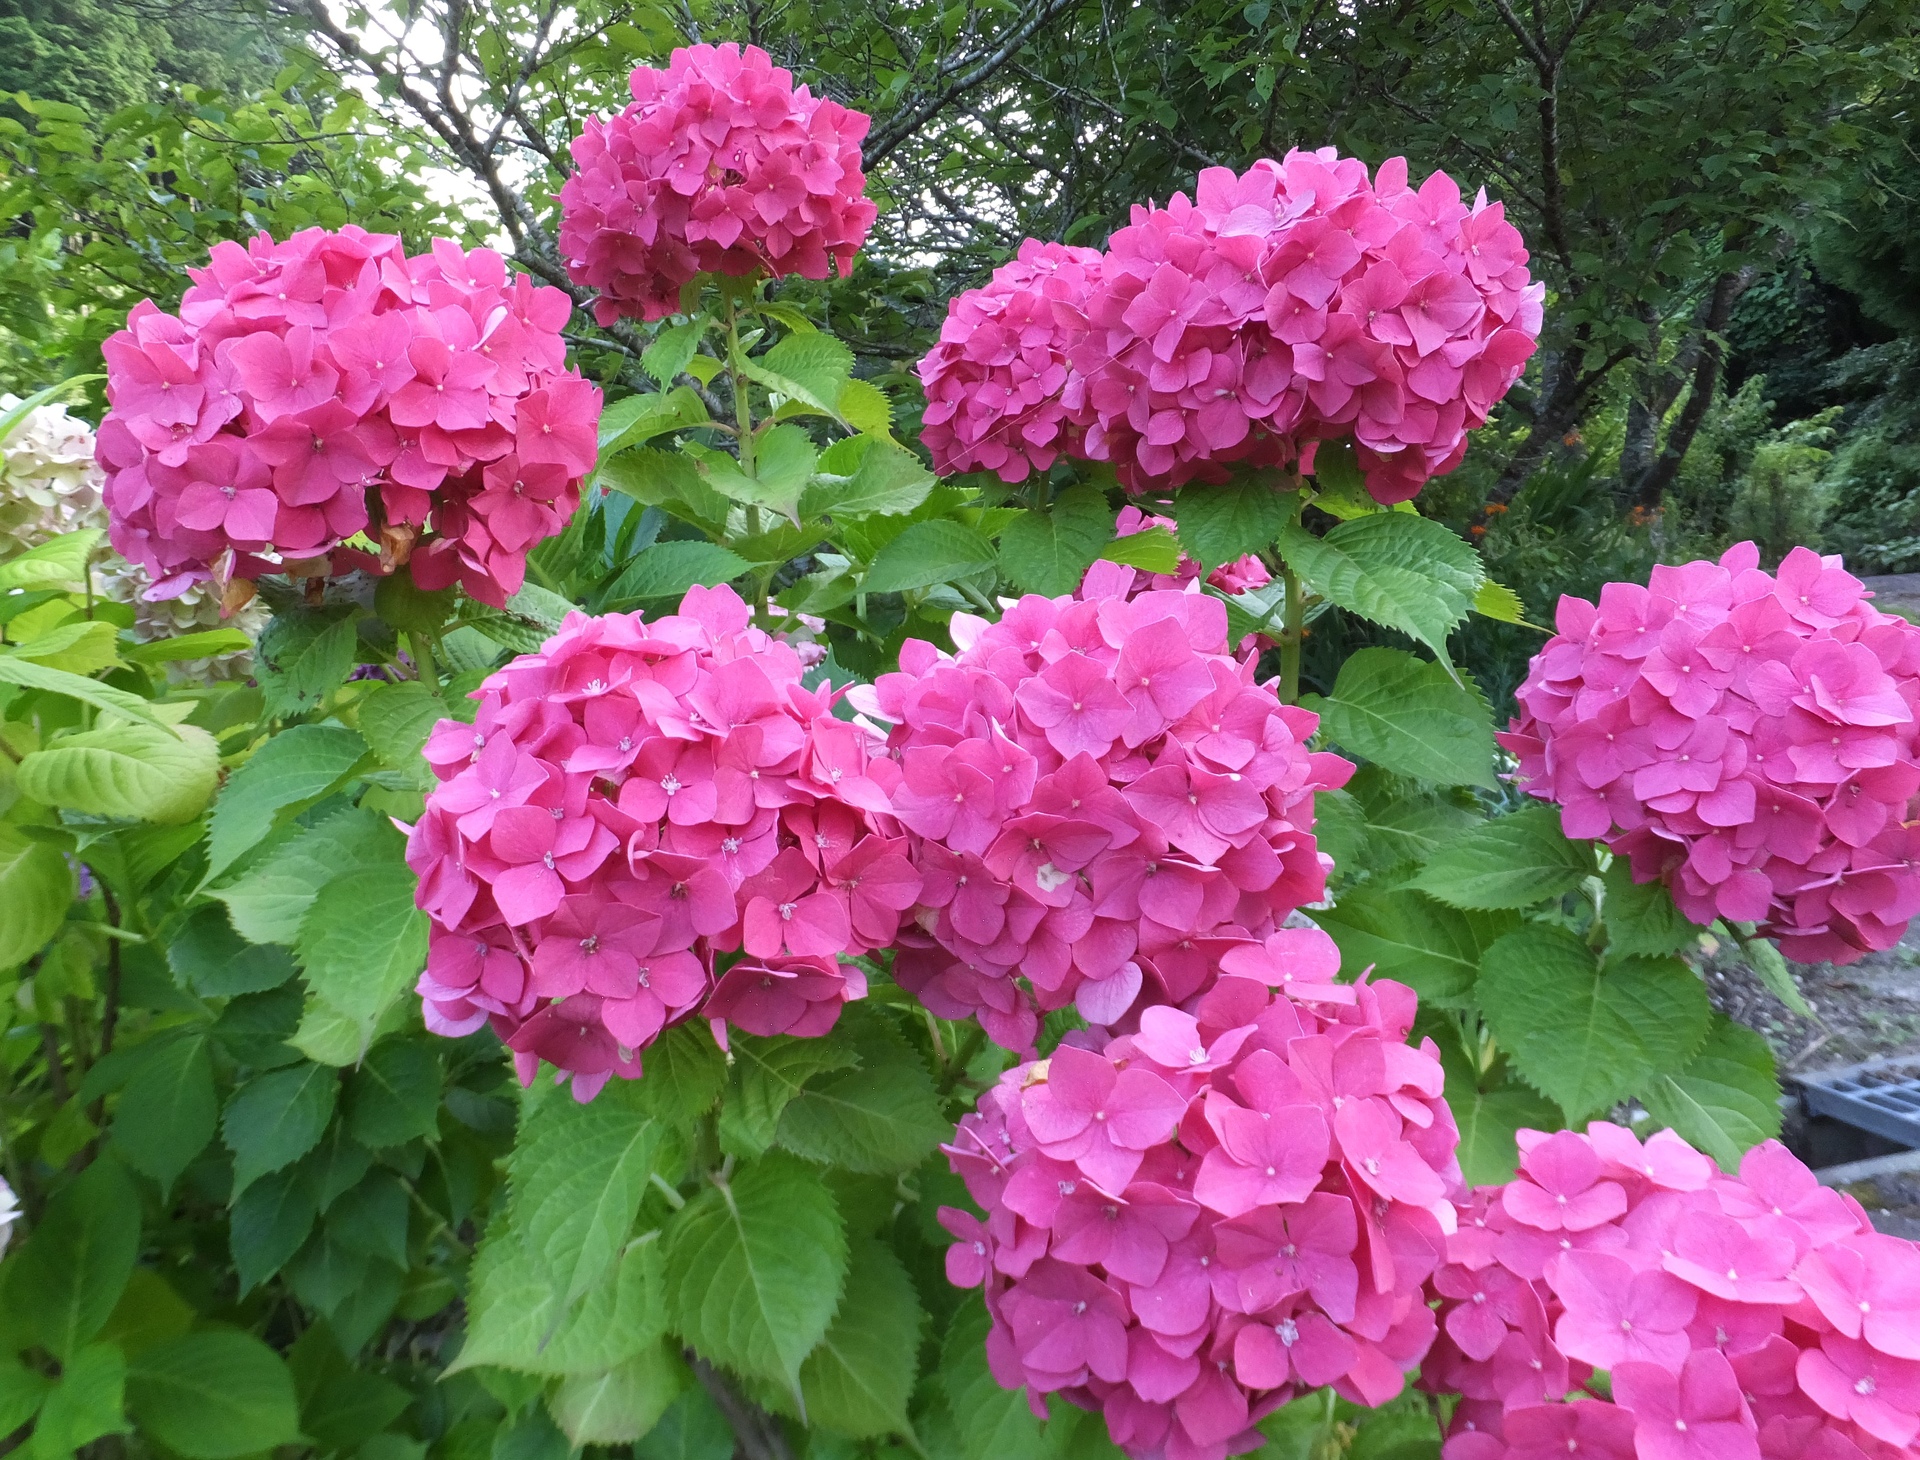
xmin=0 ymin=393 xmax=107 ymax=555
xmin=2 ymin=395 xmax=265 ymax=679
xmin=0 ymin=1175 xmax=19 ymax=1258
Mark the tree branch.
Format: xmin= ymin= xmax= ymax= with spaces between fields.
xmin=689 ymin=1356 xmax=795 ymax=1460
xmin=864 ymin=0 xmax=1080 ymax=168
xmin=1630 ymin=267 xmax=1753 ymax=509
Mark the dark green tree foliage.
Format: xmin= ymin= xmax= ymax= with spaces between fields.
xmin=0 ymin=0 xmax=284 ymax=115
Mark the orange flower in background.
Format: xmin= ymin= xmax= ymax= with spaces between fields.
xmin=1471 ymin=524 xmax=1487 ymax=536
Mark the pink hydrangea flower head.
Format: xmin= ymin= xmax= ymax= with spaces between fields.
xmin=919 ymin=151 xmax=1540 ymax=501
xmin=1500 ymin=542 xmax=1920 ymax=964
xmin=403 ymin=585 xmax=916 ymax=1099
xmin=944 ymin=963 xmax=1461 ymax=1460
xmin=919 ymin=239 xmax=1104 ymax=483
xmin=1423 ymin=1124 xmax=1920 ymax=1460
xmin=850 ymin=579 xmax=1353 ymax=1051
xmin=99 ymin=226 xmax=599 ymax=607
xmin=558 ymin=43 xmax=877 ymax=324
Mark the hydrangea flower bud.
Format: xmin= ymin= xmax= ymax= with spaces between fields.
xmin=1500 ymin=541 xmax=1920 ymax=964
xmin=558 ymin=43 xmax=877 ymax=324
xmin=404 ymin=585 xmax=916 ymax=1100
xmin=98 ymin=226 xmax=600 ymax=607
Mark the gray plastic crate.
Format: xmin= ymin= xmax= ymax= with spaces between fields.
xmin=1799 ymin=1055 xmax=1920 ymax=1150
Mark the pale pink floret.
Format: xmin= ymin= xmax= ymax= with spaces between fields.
xmin=1501 ymin=542 xmax=1920 ymax=965
xmin=403 ymin=585 xmax=915 ymax=1100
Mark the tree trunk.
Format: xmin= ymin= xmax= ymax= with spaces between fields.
xmin=1628 ymin=268 xmax=1751 ymax=510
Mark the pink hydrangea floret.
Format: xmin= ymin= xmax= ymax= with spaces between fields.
xmin=97 ymin=226 xmax=601 ymax=607
xmin=403 ymin=584 xmax=917 ymax=1100
xmin=942 ymin=945 xmax=1460 ymax=1460
xmin=918 ymin=149 xmax=1540 ymax=502
xmin=558 ymin=43 xmax=877 ymax=325
xmin=846 ymin=578 xmax=1352 ymax=1053
xmin=1500 ymin=541 xmax=1920 ymax=965
xmin=1425 ymin=1123 xmax=1920 ymax=1460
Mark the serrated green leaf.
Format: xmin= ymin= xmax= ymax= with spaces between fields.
xmin=1304 ymin=439 xmax=1388 ymax=520
xmin=1311 ymin=889 xmax=1514 ymax=1007
xmin=126 ymin=1330 xmax=301 ymax=1459
xmin=550 ymin=1341 xmax=687 ymax=1446
xmin=510 ymin=1082 xmax=663 ymax=1309
xmin=169 ymin=904 xmax=296 ymax=995
xmin=704 ymin=423 xmax=817 ymax=519
xmin=802 ymin=438 xmax=932 ymax=521
xmin=0 ymin=524 xmax=101 ymax=592
xmin=997 ymin=487 xmax=1115 ymax=595
xmin=355 ymin=681 xmax=447 ymax=781
xmin=210 ymin=806 xmax=396 ymax=945
xmin=641 ymin=323 xmax=709 ymax=391
xmin=3 ymin=1158 xmax=140 ymax=1361
xmin=121 ymin=629 xmax=253 ymax=665
xmin=345 ymin=1040 xmax=442 ymax=1148
xmin=230 ymin=1167 xmax=318 ymax=1294
xmin=17 ymin=720 xmax=219 ymax=823
xmin=797 ymin=1240 xmax=923 ymax=1439
xmin=30 ymin=1342 xmax=126 ymax=1458
xmin=294 ymin=867 xmax=429 ymax=1059
xmin=0 ymin=654 xmax=175 ymax=734
xmin=742 ymin=333 xmax=853 ymax=421
xmin=1308 ymin=647 xmax=1496 ymax=787
xmin=940 ymin=1296 xmax=1056 ymax=1460
xmin=777 ymin=1015 xmax=948 ymax=1173
xmin=204 ymin=723 xmax=368 ymax=884
xmin=635 ymin=1388 xmax=733 ymax=1460
xmin=0 ymin=822 xmax=74 ymax=970
xmin=600 ymin=386 xmax=711 ymax=453
xmin=1478 ymin=926 xmax=1712 ymax=1121
xmin=864 ymin=519 xmax=998 ymax=594
xmin=224 ymin=1062 xmax=338 ymax=1197
xmin=1411 ymin=805 xmax=1593 ymax=909
xmin=1280 ymin=512 xmax=1483 ymax=662
xmin=330 ymin=1171 xmax=411 ymax=1268
xmin=455 ymin=1225 xmax=666 ymax=1376
xmin=1452 ymin=1085 xmax=1563 ymax=1186
xmin=1472 ymin=578 xmax=1534 ymax=626
xmin=1173 ymin=479 xmax=1293 ymax=568
xmin=1638 ymin=1017 xmax=1782 ymax=1171
xmin=255 ymin=609 xmax=358 ymax=719
xmin=720 ymin=1033 xmax=860 ymax=1160
xmin=838 ymin=378 xmax=893 ymax=438
xmin=1601 ymin=858 xmax=1705 ymax=959
xmin=1737 ymin=930 xmax=1813 ymax=1018
xmin=0 ymin=1358 xmax=52 ymax=1437
xmin=602 ymin=541 xmax=750 ymax=606
xmin=663 ymin=1151 xmax=848 ymax=1388
xmin=1100 ymin=526 xmax=1183 ymax=573
xmin=111 ymin=1032 xmax=216 ymax=1193
xmin=13 ymin=619 xmax=120 ymax=674
xmin=634 ymin=1023 xmax=729 ymax=1127
xmin=598 ymin=447 xmax=731 ymax=531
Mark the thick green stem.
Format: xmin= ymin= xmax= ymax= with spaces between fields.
xmin=1279 ymin=559 xmax=1305 ymax=704
xmin=407 ymin=632 xmax=441 ymax=694
xmin=727 ymin=299 xmax=764 ymax=544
